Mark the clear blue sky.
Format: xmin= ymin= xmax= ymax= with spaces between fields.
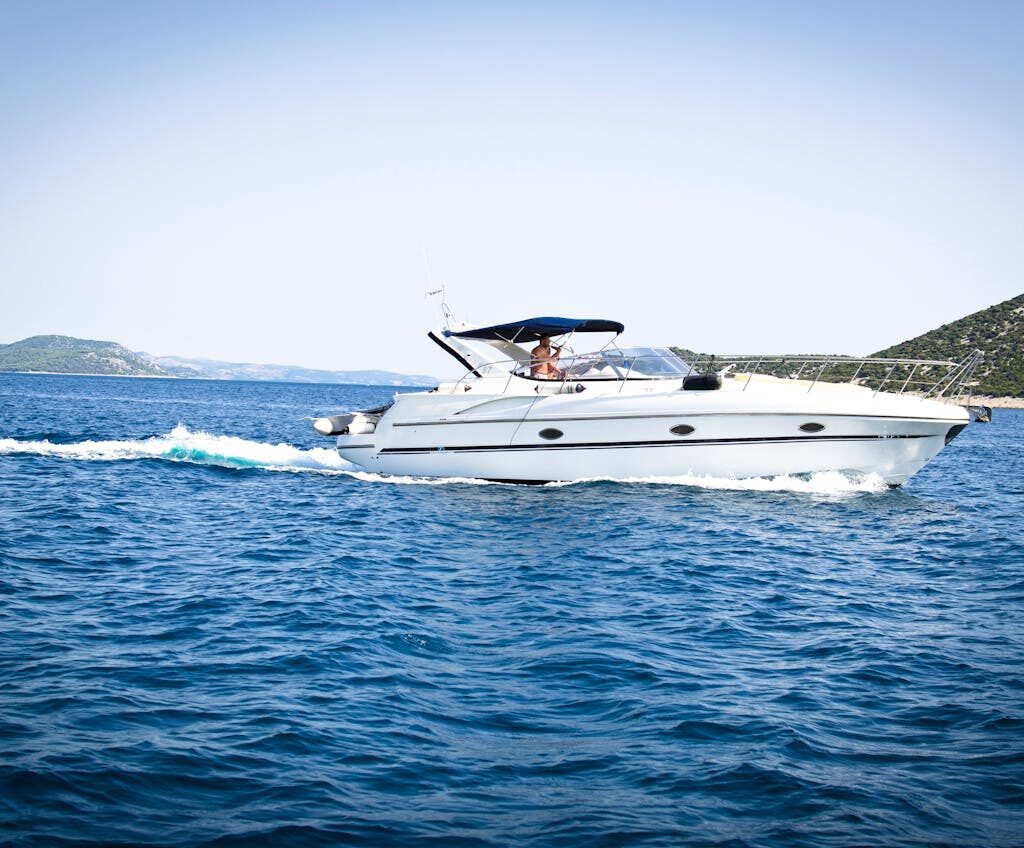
xmin=2 ymin=1 xmax=1021 ymax=375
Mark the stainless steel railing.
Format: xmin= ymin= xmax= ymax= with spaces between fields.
xmin=689 ymin=350 xmax=984 ymax=400
xmin=445 ymin=348 xmax=985 ymax=402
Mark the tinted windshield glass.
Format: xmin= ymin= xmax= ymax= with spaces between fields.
xmin=610 ymin=347 xmax=691 ymax=377
xmin=562 ymin=347 xmax=692 ymax=379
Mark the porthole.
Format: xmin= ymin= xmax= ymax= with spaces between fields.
xmin=799 ymin=422 xmax=825 ymax=433
xmin=670 ymin=424 xmax=695 ymax=436
xmin=539 ymin=428 xmax=563 ymax=440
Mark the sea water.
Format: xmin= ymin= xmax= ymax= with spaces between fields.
xmin=1 ymin=372 xmax=1022 ymax=847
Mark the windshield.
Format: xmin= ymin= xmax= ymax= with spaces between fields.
xmin=562 ymin=347 xmax=692 ymax=380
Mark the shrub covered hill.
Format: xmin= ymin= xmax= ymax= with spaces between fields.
xmin=0 ymin=335 xmax=165 ymax=376
xmin=672 ymin=293 xmax=1024 ymax=399
xmin=0 ymin=335 xmax=437 ymax=386
xmin=871 ymin=293 xmax=1024 ymax=398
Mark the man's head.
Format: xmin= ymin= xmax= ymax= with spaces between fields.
xmin=540 ymin=335 xmax=551 ymax=346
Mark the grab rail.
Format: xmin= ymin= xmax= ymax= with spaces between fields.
xmin=714 ymin=351 xmax=984 ymax=401
xmin=445 ymin=349 xmax=985 ymax=402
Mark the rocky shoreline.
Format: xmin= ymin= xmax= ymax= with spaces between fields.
xmin=969 ymin=396 xmax=1024 ymax=410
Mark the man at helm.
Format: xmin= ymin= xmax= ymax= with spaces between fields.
xmin=531 ymin=335 xmax=563 ymax=379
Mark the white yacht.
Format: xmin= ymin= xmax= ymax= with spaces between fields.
xmin=313 ymin=316 xmax=983 ymax=485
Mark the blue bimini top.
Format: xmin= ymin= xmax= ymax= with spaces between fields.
xmin=446 ymin=317 xmax=624 ymax=344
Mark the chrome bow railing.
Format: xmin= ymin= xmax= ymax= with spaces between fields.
xmin=445 ymin=348 xmax=985 ymax=402
xmin=687 ymin=350 xmax=985 ymax=400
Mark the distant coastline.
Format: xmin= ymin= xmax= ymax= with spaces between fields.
xmin=2 ymin=369 xmax=435 ymax=387
xmin=0 ymin=335 xmax=438 ymax=387
xmin=4 ymin=289 xmax=1022 ymax=395
xmin=3 ymin=369 xmax=175 ymax=379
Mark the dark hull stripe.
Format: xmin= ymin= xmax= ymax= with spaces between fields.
xmin=376 ymin=433 xmax=932 ymax=456
xmin=392 ymin=411 xmax=963 ymax=427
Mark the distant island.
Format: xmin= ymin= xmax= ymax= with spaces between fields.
xmin=0 ymin=335 xmax=437 ymax=387
xmin=671 ymin=292 xmax=1023 ymax=401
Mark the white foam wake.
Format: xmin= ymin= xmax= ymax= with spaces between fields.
xmin=0 ymin=425 xmax=352 ymax=474
xmin=549 ymin=470 xmax=889 ymax=495
xmin=0 ymin=427 xmax=515 ymax=485
xmin=0 ymin=427 xmax=890 ymax=493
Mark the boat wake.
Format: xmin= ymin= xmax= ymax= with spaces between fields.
xmin=1 ymin=425 xmax=889 ymax=493
xmin=0 ymin=425 xmax=351 ymax=475
xmin=0 ymin=426 xmax=506 ymax=485
xmin=550 ymin=470 xmax=889 ymax=494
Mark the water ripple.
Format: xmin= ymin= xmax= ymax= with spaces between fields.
xmin=1 ymin=374 xmax=1022 ymax=847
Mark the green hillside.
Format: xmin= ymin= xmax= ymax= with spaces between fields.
xmin=0 ymin=335 xmax=166 ymax=376
xmin=0 ymin=335 xmax=437 ymax=385
xmin=671 ymin=293 xmax=1023 ymax=398
xmin=871 ymin=293 xmax=1024 ymax=397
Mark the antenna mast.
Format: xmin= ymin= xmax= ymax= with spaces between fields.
xmin=423 ymin=247 xmax=455 ymax=329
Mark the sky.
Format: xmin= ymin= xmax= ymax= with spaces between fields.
xmin=2 ymin=0 xmax=1022 ymax=377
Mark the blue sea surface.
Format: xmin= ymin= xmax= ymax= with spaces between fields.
xmin=1 ymin=372 xmax=1022 ymax=847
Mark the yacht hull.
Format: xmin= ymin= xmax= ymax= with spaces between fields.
xmin=336 ymin=386 xmax=968 ymax=485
